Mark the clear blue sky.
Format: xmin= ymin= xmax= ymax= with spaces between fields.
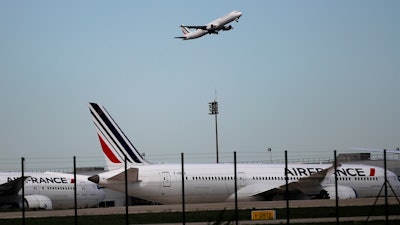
xmin=1 ymin=1 xmax=399 ymax=170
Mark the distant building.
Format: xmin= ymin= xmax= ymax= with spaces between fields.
xmin=337 ymin=153 xmax=400 ymax=177
xmin=337 ymin=153 xmax=370 ymax=161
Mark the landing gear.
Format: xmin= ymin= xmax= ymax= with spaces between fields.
xmin=318 ymin=190 xmax=330 ymax=199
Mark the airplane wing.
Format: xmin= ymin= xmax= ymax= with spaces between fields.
xmin=0 ymin=176 xmax=29 ymax=196
xmin=249 ymin=164 xmax=337 ymax=199
xmin=283 ymin=163 xmax=337 ymax=195
xmin=183 ymin=25 xmax=207 ymax=30
xmin=108 ymin=168 xmax=140 ymax=182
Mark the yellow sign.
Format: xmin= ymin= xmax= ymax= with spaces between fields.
xmin=251 ymin=210 xmax=276 ymax=220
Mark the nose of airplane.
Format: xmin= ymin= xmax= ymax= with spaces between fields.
xmin=235 ymin=11 xmax=242 ymax=21
xmin=88 ymin=175 xmax=100 ymax=184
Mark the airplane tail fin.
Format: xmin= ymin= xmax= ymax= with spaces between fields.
xmin=89 ymin=103 xmax=149 ymax=170
xmin=174 ymin=25 xmax=191 ymax=39
xmin=180 ymin=24 xmax=191 ymax=35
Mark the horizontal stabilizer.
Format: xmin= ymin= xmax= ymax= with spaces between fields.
xmin=0 ymin=176 xmax=29 ymax=196
xmin=109 ymin=168 xmax=140 ymax=182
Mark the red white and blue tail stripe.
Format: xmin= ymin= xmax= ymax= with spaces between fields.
xmin=89 ymin=103 xmax=149 ymax=170
xmin=174 ymin=25 xmax=191 ymax=39
xmin=180 ymin=24 xmax=191 ymax=35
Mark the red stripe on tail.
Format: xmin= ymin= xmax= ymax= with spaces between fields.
xmin=98 ymin=134 xmax=121 ymax=163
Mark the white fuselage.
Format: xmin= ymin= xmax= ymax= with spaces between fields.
xmin=87 ymin=102 xmax=400 ymax=204
xmin=96 ymin=163 xmax=400 ymax=204
xmin=185 ymin=29 xmax=208 ymax=40
xmin=205 ymin=11 xmax=242 ymax=32
xmin=177 ymin=10 xmax=242 ymax=40
xmin=0 ymin=172 xmax=105 ymax=209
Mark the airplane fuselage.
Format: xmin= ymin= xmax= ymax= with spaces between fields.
xmin=95 ymin=163 xmax=400 ymax=204
xmin=0 ymin=172 xmax=105 ymax=209
xmin=88 ymin=102 xmax=400 ymax=205
xmin=184 ymin=29 xmax=208 ymax=40
xmin=175 ymin=10 xmax=242 ymax=40
xmin=205 ymin=11 xmax=242 ymax=33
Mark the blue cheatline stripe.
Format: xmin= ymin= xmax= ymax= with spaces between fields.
xmin=89 ymin=103 xmax=143 ymax=164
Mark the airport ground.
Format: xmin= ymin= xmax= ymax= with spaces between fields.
xmin=1 ymin=198 xmax=399 ymax=225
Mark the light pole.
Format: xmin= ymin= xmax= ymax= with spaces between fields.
xmin=209 ymin=100 xmax=219 ymax=163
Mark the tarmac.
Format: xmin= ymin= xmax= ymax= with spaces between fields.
xmin=1 ymin=197 xmax=399 ymax=224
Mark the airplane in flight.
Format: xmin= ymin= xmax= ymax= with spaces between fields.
xmin=88 ymin=102 xmax=400 ymax=204
xmin=0 ymin=171 xmax=105 ymax=210
xmin=175 ymin=10 xmax=242 ymax=40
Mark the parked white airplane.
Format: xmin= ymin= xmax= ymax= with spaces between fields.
xmin=88 ymin=103 xmax=400 ymax=204
xmin=0 ymin=171 xmax=105 ymax=210
xmin=175 ymin=10 xmax=242 ymax=40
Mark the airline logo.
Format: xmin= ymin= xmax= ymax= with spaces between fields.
xmin=89 ymin=103 xmax=146 ymax=164
xmin=98 ymin=134 xmax=121 ymax=163
xmin=369 ymin=168 xmax=375 ymax=176
xmin=286 ymin=167 xmax=376 ymax=177
xmin=8 ymin=176 xmax=69 ymax=184
xmin=181 ymin=26 xmax=190 ymax=35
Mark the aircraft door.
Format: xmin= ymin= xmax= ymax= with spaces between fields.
xmin=161 ymin=172 xmax=171 ymax=187
xmin=77 ymin=181 xmax=89 ymax=208
xmin=238 ymin=172 xmax=247 ymax=187
xmin=79 ymin=181 xmax=88 ymax=198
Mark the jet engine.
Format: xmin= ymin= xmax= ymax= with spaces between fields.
xmin=322 ymin=185 xmax=357 ymax=199
xmin=23 ymin=195 xmax=53 ymax=210
xmin=222 ymin=25 xmax=233 ymax=30
xmin=206 ymin=24 xmax=216 ymax=30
